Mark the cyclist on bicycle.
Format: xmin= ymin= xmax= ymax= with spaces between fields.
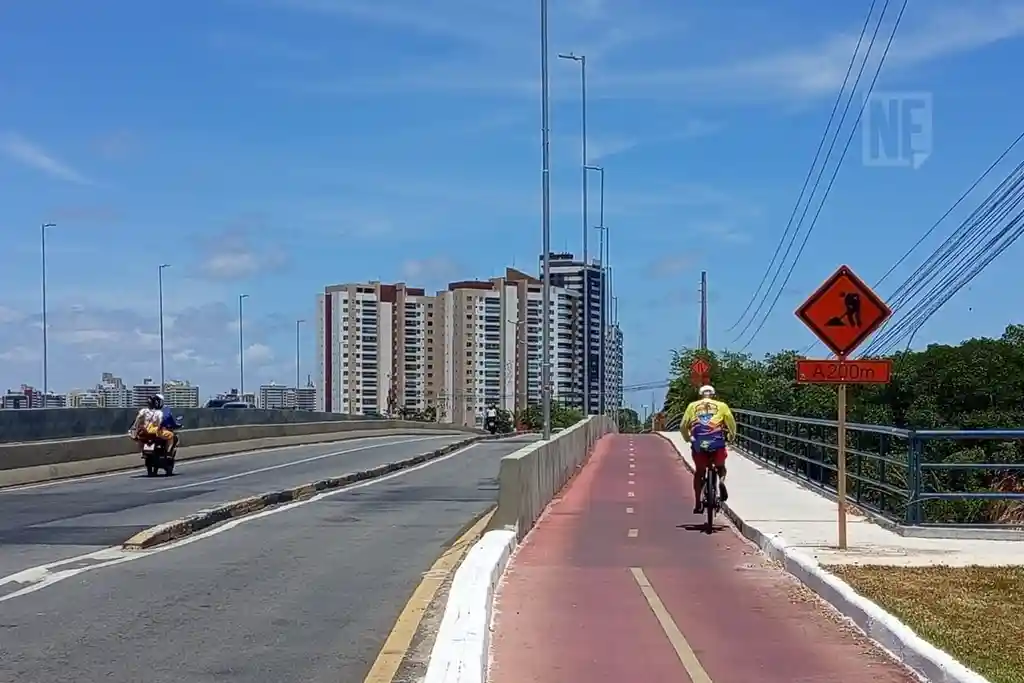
xmin=680 ymin=384 xmax=736 ymax=514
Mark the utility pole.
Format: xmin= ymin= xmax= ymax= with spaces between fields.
xmin=699 ymin=270 xmax=708 ymax=350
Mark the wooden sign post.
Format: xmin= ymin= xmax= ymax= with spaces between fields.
xmin=794 ymin=265 xmax=892 ymax=550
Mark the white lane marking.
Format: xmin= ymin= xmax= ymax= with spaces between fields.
xmin=627 ymin=491 xmax=635 ymax=497
xmin=631 ymin=567 xmax=714 ymax=683
xmin=626 ymin=507 xmax=634 ymax=514
xmin=627 ymin=528 xmax=638 ymax=538
xmin=628 ymin=479 xmax=634 ymax=485
xmin=629 ymin=463 xmax=635 ymax=469
xmin=0 ymin=442 xmax=483 ymax=603
xmin=0 ymin=433 xmax=442 ymax=493
xmin=150 ymin=435 xmax=455 ymax=492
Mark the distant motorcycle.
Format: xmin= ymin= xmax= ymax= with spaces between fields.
xmin=136 ymin=415 xmax=182 ymax=477
xmin=484 ymin=415 xmax=498 ymax=434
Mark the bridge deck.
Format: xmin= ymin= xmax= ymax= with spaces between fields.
xmin=488 ymin=434 xmax=919 ymax=683
xmin=658 ymin=432 xmax=1024 ymax=566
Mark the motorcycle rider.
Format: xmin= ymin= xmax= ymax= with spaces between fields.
xmin=484 ymin=404 xmax=498 ymax=431
xmin=130 ymin=393 xmax=179 ymax=455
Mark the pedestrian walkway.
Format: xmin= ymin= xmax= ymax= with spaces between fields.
xmin=658 ymin=432 xmax=1024 ymax=566
xmin=488 ymin=434 xmax=919 ymax=683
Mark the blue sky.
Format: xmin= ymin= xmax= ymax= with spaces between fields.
xmin=2 ymin=0 xmax=1024 ymax=406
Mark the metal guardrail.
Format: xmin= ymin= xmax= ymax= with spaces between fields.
xmin=732 ymin=409 xmax=1024 ymax=527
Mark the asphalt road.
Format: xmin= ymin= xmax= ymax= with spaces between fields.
xmin=0 ymin=432 xmax=475 ymax=577
xmin=0 ymin=434 xmax=536 ymax=683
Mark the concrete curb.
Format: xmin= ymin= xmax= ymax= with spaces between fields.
xmin=122 ymin=433 xmax=510 ymax=550
xmin=422 ymin=528 xmax=517 ymax=683
xmin=655 ymin=432 xmax=990 ymax=683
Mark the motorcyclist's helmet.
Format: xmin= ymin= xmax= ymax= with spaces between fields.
xmin=698 ymin=384 xmax=715 ymax=398
xmin=148 ymin=393 xmax=164 ymax=409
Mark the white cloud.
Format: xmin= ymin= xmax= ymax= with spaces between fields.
xmin=400 ymin=257 xmax=460 ymax=283
xmin=0 ymin=132 xmax=94 ymax=185
xmin=266 ymin=1 xmax=1024 ymax=105
xmin=197 ymin=226 xmax=287 ymax=280
xmin=241 ymin=343 xmax=274 ymax=364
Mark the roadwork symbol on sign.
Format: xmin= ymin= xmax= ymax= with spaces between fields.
xmin=795 ymin=265 xmax=892 ymax=358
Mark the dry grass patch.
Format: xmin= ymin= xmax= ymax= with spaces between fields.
xmin=828 ymin=564 xmax=1024 ymax=683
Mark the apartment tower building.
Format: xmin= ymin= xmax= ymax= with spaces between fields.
xmin=316 ymin=270 xmax=583 ymax=426
xmin=544 ymin=252 xmax=606 ymax=414
xmin=317 ymin=281 xmax=435 ymax=416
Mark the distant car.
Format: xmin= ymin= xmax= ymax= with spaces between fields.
xmin=204 ymin=398 xmax=233 ymax=408
xmin=221 ymin=401 xmax=254 ymax=409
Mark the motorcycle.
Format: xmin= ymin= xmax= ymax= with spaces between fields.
xmin=139 ymin=416 xmax=182 ymax=477
xmin=484 ymin=415 xmax=498 ymax=435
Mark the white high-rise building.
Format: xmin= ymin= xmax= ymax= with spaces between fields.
xmin=163 ymin=380 xmax=200 ymax=408
xmin=316 ymin=270 xmax=584 ymax=427
xmin=318 ymin=281 xmax=436 ymax=416
xmin=258 ymin=382 xmax=292 ymax=409
xmin=543 ymin=252 xmax=606 ymax=414
xmin=605 ymin=324 xmax=624 ymax=413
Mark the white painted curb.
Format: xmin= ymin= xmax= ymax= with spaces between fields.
xmin=656 ymin=432 xmax=990 ymax=683
xmin=423 ymin=528 xmax=517 ymax=683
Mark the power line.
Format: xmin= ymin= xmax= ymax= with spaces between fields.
xmin=861 ymin=160 xmax=1024 ymax=355
xmin=737 ymin=0 xmax=908 ymax=352
xmin=800 ymin=130 xmax=1024 ymax=358
xmin=726 ymin=0 xmax=882 ymax=334
xmin=863 ymin=163 xmax=1024 ymax=355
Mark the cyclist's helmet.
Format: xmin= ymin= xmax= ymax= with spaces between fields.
xmin=698 ymin=384 xmax=716 ymax=398
xmin=148 ymin=393 xmax=165 ymax=409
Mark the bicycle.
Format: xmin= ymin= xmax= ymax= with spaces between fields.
xmin=700 ymin=460 xmax=720 ymax=532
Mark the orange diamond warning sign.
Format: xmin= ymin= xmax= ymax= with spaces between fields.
xmin=795 ymin=265 xmax=891 ymax=358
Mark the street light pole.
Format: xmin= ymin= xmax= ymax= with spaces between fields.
xmin=40 ymin=223 xmax=55 ymax=397
xmin=559 ymin=50 xmax=589 ymax=416
xmin=541 ymin=0 xmax=552 ymax=440
xmin=158 ymin=264 xmax=171 ymax=394
xmin=238 ymin=294 xmax=249 ymax=397
xmin=295 ymin=319 xmax=305 ymax=391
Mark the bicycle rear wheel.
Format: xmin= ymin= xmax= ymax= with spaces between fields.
xmin=704 ymin=467 xmax=716 ymax=530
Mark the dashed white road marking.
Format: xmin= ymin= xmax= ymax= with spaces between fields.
xmin=627 ymin=491 xmax=635 ymax=497
xmin=626 ymin=507 xmax=634 ymax=514
xmin=627 ymin=528 xmax=639 ymax=538
xmin=152 ymin=435 xmax=453 ymax=492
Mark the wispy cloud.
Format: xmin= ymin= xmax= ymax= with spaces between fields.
xmin=595 ymin=1 xmax=1024 ymax=102
xmin=196 ymin=223 xmax=288 ymax=280
xmin=0 ymin=132 xmax=94 ymax=185
xmin=400 ymin=256 xmax=461 ymax=285
xmin=91 ymin=130 xmax=140 ymax=161
xmin=266 ymin=1 xmax=1024 ymax=104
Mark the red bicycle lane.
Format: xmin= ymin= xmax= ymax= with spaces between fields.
xmin=488 ymin=433 xmax=918 ymax=683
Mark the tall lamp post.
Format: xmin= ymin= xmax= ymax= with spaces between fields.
xmin=558 ymin=50 xmax=590 ymax=416
xmin=295 ymin=319 xmax=305 ymax=392
xmin=158 ymin=264 xmax=171 ymax=394
xmin=238 ymin=294 xmax=249 ymax=397
xmin=540 ymin=0 xmax=553 ymax=439
xmin=40 ymin=222 xmax=55 ymax=397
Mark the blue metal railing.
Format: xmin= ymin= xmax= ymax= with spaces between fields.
xmin=731 ymin=409 xmax=1024 ymax=527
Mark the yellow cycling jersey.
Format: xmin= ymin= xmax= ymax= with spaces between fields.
xmin=680 ymin=398 xmax=737 ymax=450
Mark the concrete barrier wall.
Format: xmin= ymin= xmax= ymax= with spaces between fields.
xmin=0 ymin=407 xmax=374 ymax=444
xmin=0 ymin=419 xmax=481 ymax=473
xmin=490 ymin=415 xmax=616 ymax=540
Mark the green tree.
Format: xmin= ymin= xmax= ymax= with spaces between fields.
xmin=661 ymin=324 xmax=1024 ymax=524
